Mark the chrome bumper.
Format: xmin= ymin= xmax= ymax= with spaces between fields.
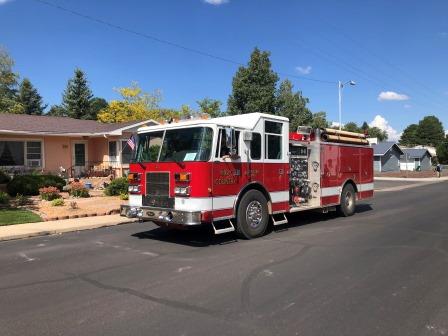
xmin=120 ymin=205 xmax=202 ymax=226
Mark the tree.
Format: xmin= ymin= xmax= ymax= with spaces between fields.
xmin=62 ymin=68 xmax=93 ymax=119
xmin=436 ymin=136 xmax=448 ymax=164
xmin=47 ymin=105 xmax=67 ymax=117
xmin=275 ymin=79 xmax=312 ymax=131
xmin=0 ymin=47 xmax=21 ymax=113
xmin=310 ymin=112 xmax=329 ymax=129
xmin=88 ymin=97 xmax=108 ymax=120
xmin=197 ymin=98 xmax=222 ymax=118
xmin=417 ymin=116 xmax=445 ymax=146
xmin=343 ymin=122 xmax=360 ymax=133
xmin=367 ymin=126 xmax=388 ymax=141
xmin=227 ymin=47 xmax=279 ymax=115
xmin=399 ymin=124 xmax=419 ymax=146
xmin=361 ymin=121 xmax=369 ymax=133
xmin=17 ymin=78 xmax=46 ymax=115
xmin=97 ymin=83 xmax=162 ymax=123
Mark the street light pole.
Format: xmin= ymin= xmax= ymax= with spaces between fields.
xmin=338 ymin=80 xmax=356 ymax=131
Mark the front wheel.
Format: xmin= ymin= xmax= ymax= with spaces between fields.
xmin=338 ymin=184 xmax=356 ymax=217
xmin=236 ymin=190 xmax=269 ymax=239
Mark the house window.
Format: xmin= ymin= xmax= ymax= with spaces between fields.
xmin=121 ymin=140 xmax=133 ymax=164
xmin=26 ymin=142 xmax=42 ymax=167
xmin=0 ymin=140 xmax=43 ymax=167
xmin=0 ymin=141 xmax=25 ymax=166
xmin=108 ymin=141 xmax=117 ymax=161
xmin=265 ymin=121 xmax=282 ymax=160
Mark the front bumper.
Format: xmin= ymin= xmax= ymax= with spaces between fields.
xmin=120 ymin=205 xmax=202 ymax=226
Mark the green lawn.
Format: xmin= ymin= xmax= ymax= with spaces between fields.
xmin=0 ymin=209 xmax=43 ymax=226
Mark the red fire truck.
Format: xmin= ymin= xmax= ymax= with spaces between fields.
xmin=120 ymin=113 xmax=373 ymax=239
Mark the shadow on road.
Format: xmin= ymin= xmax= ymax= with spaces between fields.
xmin=131 ymin=204 xmax=373 ymax=247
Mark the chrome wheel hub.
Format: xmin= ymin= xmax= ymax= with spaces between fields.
xmin=345 ymin=191 xmax=353 ymax=208
xmin=246 ymin=200 xmax=263 ymax=229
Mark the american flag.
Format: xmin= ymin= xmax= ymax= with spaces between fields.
xmin=127 ymin=135 xmax=136 ymax=151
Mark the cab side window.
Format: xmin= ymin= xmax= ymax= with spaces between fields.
xmin=265 ymin=121 xmax=282 ymax=160
xmin=215 ymin=128 xmax=240 ymax=158
xmin=250 ymin=132 xmax=261 ymax=160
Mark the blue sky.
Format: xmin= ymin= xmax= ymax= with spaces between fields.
xmin=1 ymin=0 xmax=447 ymax=139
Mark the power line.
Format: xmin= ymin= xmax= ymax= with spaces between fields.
xmin=31 ymin=0 xmax=336 ymax=85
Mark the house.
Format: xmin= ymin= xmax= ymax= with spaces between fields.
xmin=0 ymin=113 xmax=157 ymax=177
xmin=372 ymin=141 xmax=404 ymax=172
xmin=400 ymin=148 xmax=433 ymax=171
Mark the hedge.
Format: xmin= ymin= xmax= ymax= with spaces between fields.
xmin=7 ymin=175 xmax=66 ymax=196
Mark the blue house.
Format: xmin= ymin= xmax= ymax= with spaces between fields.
xmin=400 ymin=148 xmax=433 ymax=171
xmin=372 ymin=142 xmax=404 ymax=172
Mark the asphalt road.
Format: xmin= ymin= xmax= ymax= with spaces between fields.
xmin=1 ymin=182 xmax=448 ymax=336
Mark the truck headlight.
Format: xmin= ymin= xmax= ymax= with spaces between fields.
xmin=174 ymin=186 xmax=190 ymax=196
xmin=128 ymin=185 xmax=141 ymax=193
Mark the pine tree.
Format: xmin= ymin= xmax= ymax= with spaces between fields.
xmin=47 ymin=105 xmax=67 ymax=117
xmin=399 ymin=124 xmax=419 ymax=146
xmin=275 ymin=79 xmax=312 ymax=131
xmin=227 ymin=48 xmax=279 ymax=115
xmin=62 ymin=68 xmax=93 ymax=119
xmin=417 ymin=116 xmax=445 ymax=146
xmin=18 ymin=78 xmax=46 ymax=115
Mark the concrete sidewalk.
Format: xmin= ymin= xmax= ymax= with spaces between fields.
xmin=0 ymin=215 xmax=138 ymax=242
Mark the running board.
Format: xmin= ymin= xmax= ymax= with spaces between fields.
xmin=272 ymin=213 xmax=288 ymax=226
xmin=212 ymin=219 xmax=235 ymax=235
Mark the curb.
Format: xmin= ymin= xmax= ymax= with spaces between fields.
xmin=0 ymin=216 xmax=138 ymax=242
xmin=375 ymin=177 xmax=448 ymax=182
xmin=43 ymin=209 xmax=120 ymax=221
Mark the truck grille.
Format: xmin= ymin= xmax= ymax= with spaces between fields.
xmin=143 ymin=172 xmax=173 ymax=208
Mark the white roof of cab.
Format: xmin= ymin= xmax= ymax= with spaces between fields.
xmin=137 ymin=112 xmax=288 ymax=133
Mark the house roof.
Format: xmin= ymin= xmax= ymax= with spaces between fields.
xmin=372 ymin=141 xmax=404 ymax=156
xmin=0 ymin=113 xmax=157 ymax=136
xmin=401 ymin=148 xmax=433 ymax=159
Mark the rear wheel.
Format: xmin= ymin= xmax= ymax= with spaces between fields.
xmin=236 ymin=190 xmax=269 ymax=239
xmin=338 ymin=184 xmax=356 ymax=217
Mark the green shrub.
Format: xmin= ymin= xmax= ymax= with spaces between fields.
xmin=7 ymin=174 xmax=66 ymax=196
xmin=0 ymin=191 xmax=10 ymax=205
xmin=69 ymin=182 xmax=90 ymax=198
xmin=105 ymin=177 xmax=129 ymax=196
xmin=119 ymin=192 xmax=129 ymax=200
xmin=0 ymin=170 xmax=11 ymax=184
xmin=40 ymin=175 xmax=66 ymax=191
xmin=39 ymin=186 xmax=60 ymax=201
xmin=51 ymin=198 xmax=64 ymax=206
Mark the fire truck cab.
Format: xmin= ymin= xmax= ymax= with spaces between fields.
xmin=120 ymin=112 xmax=373 ymax=239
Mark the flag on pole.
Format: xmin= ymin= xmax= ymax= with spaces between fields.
xmin=127 ymin=134 xmax=136 ymax=151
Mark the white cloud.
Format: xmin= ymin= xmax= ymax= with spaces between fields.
xmin=331 ymin=121 xmax=343 ymax=128
xmin=439 ymin=32 xmax=448 ymax=38
xmin=403 ymin=104 xmax=412 ymax=109
xmin=0 ymin=0 xmax=13 ymax=5
xmin=378 ymin=91 xmax=409 ymax=101
xmin=369 ymin=115 xmax=400 ymax=141
xmin=295 ymin=66 xmax=312 ymax=75
xmin=203 ymin=0 xmax=228 ymax=5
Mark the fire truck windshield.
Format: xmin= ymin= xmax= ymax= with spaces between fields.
xmin=135 ymin=127 xmax=213 ymax=163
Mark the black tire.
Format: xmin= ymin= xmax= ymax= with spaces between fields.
xmin=236 ymin=190 xmax=269 ymax=239
xmin=338 ymin=184 xmax=356 ymax=217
